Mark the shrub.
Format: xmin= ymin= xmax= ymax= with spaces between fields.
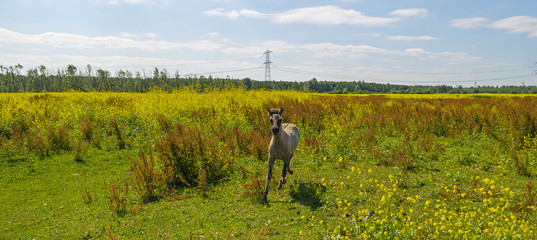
xmin=156 ymin=122 xmax=233 ymax=189
xmin=45 ymin=123 xmax=71 ymax=153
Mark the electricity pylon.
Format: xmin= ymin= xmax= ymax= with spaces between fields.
xmin=264 ymin=50 xmax=272 ymax=81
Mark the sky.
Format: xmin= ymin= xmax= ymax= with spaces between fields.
xmin=1 ymin=0 xmax=537 ymax=87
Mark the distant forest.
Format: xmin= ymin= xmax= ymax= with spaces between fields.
xmin=1 ymin=64 xmax=536 ymax=94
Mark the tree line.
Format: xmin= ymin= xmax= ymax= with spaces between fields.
xmin=0 ymin=64 xmax=536 ymax=94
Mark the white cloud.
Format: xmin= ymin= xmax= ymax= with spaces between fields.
xmin=352 ymin=33 xmax=382 ymax=37
xmin=451 ymin=16 xmax=537 ymax=37
xmin=218 ymin=40 xmax=481 ymax=65
xmin=117 ymin=32 xmax=157 ymax=39
xmin=204 ymin=6 xmax=402 ymax=26
xmin=0 ymin=53 xmax=261 ymax=77
xmin=303 ymin=43 xmax=481 ymax=63
xmin=206 ymin=32 xmax=221 ymax=37
xmin=0 ymin=27 xmax=485 ymax=82
xmin=402 ymin=48 xmax=430 ymax=56
xmin=386 ymin=35 xmax=438 ymax=41
xmin=122 ymin=0 xmax=149 ymax=3
xmin=143 ymin=33 xmax=159 ymax=38
xmin=97 ymin=0 xmax=154 ymax=5
xmin=202 ymin=8 xmax=264 ymax=19
xmin=449 ymin=17 xmax=489 ymax=28
xmin=389 ymin=8 xmax=429 ymax=18
xmin=238 ymin=9 xmax=265 ymax=18
xmin=491 ymin=16 xmax=537 ymax=37
xmin=0 ymin=28 xmax=221 ymax=51
xmin=118 ymin=32 xmax=138 ymax=39
xmin=436 ymin=52 xmax=483 ymax=64
xmin=273 ymin=6 xmax=398 ymax=26
xmin=297 ymin=43 xmax=383 ymax=58
xmin=203 ymin=8 xmax=240 ymax=19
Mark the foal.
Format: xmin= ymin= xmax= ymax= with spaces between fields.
xmin=263 ymin=108 xmax=300 ymax=202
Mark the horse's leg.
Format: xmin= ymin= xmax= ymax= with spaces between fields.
xmin=287 ymin=153 xmax=294 ymax=175
xmin=262 ymin=155 xmax=275 ymax=202
xmin=278 ymin=156 xmax=290 ymax=190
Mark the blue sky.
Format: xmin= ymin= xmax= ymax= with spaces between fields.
xmin=1 ymin=0 xmax=536 ymax=86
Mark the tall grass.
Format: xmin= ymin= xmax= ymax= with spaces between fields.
xmin=2 ymin=90 xmax=537 ymax=172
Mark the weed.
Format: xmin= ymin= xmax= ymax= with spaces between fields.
xmin=241 ymin=175 xmax=265 ymax=202
xmin=157 ymin=124 xmax=199 ymax=187
xmin=110 ymin=119 xmax=126 ymax=150
xmin=512 ymin=152 xmax=532 ymax=177
xmin=79 ymin=116 xmax=95 ymax=142
xmin=74 ymin=139 xmax=89 ymax=162
xmin=109 ymin=181 xmax=128 ymax=215
xmin=246 ymin=225 xmax=271 ymax=240
xmin=131 ymin=150 xmax=160 ymax=203
xmin=197 ymin=169 xmax=209 ymax=198
xmin=512 ymin=179 xmax=537 ymax=218
xmin=81 ymin=184 xmax=92 ymax=204
xmin=303 ymin=134 xmax=323 ymax=153
xmin=156 ymin=123 xmax=233 ymax=189
xmin=104 ymin=226 xmax=120 ymax=240
xmin=157 ymin=114 xmax=173 ymax=133
xmin=233 ymin=126 xmax=251 ymax=155
xmin=523 ymin=179 xmax=537 ymax=217
xmin=249 ymin=130 xmax=267 ymax=161
xmin=45 ymin=123 xmax=71 ymax=153
xmin=29 ymin=134 xmax=50 ymax=158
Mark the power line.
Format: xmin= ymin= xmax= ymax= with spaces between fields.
xmin=275 ymin=65 xmax=534 ymax=85
xmin=190 ymin=66 xmax=263 ymax=76
xmin=83 ymin=57 xmax=262 ymax=71
xmin=273 ymin=55 xmax=534 ymax=75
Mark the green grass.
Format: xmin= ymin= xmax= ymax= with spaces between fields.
xmin=1 ymin=133 xmax=535 ymax=239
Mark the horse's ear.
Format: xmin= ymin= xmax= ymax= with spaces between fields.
xmin=280 ymin=108 xmax=284 ymax=115
xmin=267 ymin=108 xmax=272 ymax=116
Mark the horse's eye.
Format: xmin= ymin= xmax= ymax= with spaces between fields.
xmin=270 ymin=119 xmax=273 ymax=123
xmin=277 ymin=119 xmax=282 ymax=124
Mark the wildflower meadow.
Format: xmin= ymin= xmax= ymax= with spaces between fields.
xmin=1 ymin=88 xmax=537 ymax=239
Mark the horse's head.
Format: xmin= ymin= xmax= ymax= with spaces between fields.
xmin=267 ymin=108 xmax=284 ymax=135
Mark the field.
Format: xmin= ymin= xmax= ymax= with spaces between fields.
xmin=1 ymin=88 xmax=537 ymax=239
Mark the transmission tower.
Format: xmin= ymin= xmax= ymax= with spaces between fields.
xmin=263 ymin=49 xmax=272 ymax=81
